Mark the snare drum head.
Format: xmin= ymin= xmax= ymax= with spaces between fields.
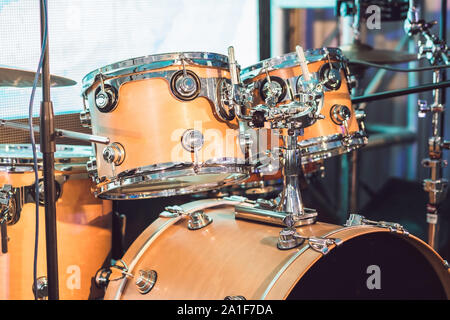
xmin=105 ymin=201 xmax=450 ymax=300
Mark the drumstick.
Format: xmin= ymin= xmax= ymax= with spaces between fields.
xmin=228 ymin=46 xmax=241 ymax=86
xmin=295 ymin=45 xmax=311 ymax=82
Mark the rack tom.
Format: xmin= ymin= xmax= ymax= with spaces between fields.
xmin=241 ymin=48 xmax=367 ymax=163
xmin=82 ymin=52 xmax=250 ymax=200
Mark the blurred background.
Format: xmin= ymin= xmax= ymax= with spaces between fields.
xmin=0 ymin=0 xmax=448 ymax=259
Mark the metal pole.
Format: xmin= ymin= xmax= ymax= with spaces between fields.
xmin=39 ymin=0 xmax=59 ymax=300
xmin=440 ymin=0 xmax=447 ymax=138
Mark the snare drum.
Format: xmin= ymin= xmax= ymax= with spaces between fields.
xmin=82 ymin=52 xmax=250 ymax=200
xmin=241 ymin=48 xmax=367 ymax=163
xmin=104 ymin=199 xmax=449 ymax=300
xmin=0 ymin=144 xmax=112 ymax=300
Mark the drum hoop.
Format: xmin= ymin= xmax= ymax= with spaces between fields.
xmin=0 ymin=144 xmax=93 ymax=169
xmin=263 ymin=227 xmax=450 ymax=299
xmin=111 ymin=198 xmax=246 ymax=300
xmin=94 ymin=162 xmax=250 ymax=200
xmin=300 ymin=131 xmax=368 ymax=163
xmin=240 ymin=47 xmax=343 ymax=80
xmin=82 ymin=52 xmax=229 ymax=93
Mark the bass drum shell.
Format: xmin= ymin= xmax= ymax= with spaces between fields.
xmin=0 ymin=170 xmax=112 ymax=300
xmin=105 ymin=200 xmax=450 ymax=300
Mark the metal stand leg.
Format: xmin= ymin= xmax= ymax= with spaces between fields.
xmin=234 ymin=130 xmax=318 ymax=228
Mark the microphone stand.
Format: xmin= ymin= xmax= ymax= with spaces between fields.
xmin=405 ymin=1 xmax=449 ymax=250
xmin=39 ymin=0 xmax=59 ymax=300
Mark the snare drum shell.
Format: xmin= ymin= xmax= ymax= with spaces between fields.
xmin=0 ymin=173 xmax=112 ymax=300
xmin=104 ymin=202 xmax=450 ymax=300
xmin=86 ymin=65 xmax=244 ymax=180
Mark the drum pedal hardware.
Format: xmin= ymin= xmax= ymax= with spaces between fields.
xmin=345 ymin=214 xmax=409 ymax=235
xmin=162 ymin=205 xmax=213 ymax=230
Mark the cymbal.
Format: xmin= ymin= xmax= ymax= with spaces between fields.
xmin=340 ymin=41 xmax=418 ymax=64
xmin=0 ymin=66 xmax=77 ymax=87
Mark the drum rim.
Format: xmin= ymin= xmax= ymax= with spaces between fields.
xmin=299 ymin=130 xmax=368 ymax=163
xmin=240 ymin=47 xmax=343 ymax=80
xmin=94 ymin=162 xmax=250 ymax=200
xmin=82 ymin=51 xmax=229 ymax=93
xmin=0 ymin=144 xmax=93 ymax=171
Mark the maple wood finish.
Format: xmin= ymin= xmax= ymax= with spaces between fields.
xmin=105 ymin=203 xmax=449 ymax=300
xmin=86 ymin=65 xmax=244 ymax=180
xmin=0 ymin=170 xmax=112 ymax=300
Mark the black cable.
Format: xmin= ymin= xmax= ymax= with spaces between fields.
xmin=348 ymin=59 xmax=450 ymax=72
xmin=29 ymin=0 xmax=48 ymax=300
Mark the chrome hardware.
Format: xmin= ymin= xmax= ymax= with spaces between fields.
xmin=345 ymin=214 xmax=408 ymax=235
xmin=423 ymin=179 xmax=448 ymax=204
xmin=79 ymin=109 xmax=91 ymax=128
xmin=319 ymin=62 xmax=342 ymax=91
xmin=224 ymin=296 xmax=246 ymax=300
xmin=161 ymin=205 xmax=185 ymax=218
xmin=162 ymin=206 xmax=213 ymax=230
xmin=102 ymin=142 xmax=125 ymax=166
xmin=95 ymin=267 xmax=112 ymax=288
xmin=308 ymin=237 xmax=342 ymax=254
xmin=135 ymin=270 xmax=157 ymax=294
xmin=187 ymin=210 xmax=213 ymax=230
xmin=277 ymin=227 xmax=306 ymax=250
xmin=86 ymin=157 xmax=98 ymax=182
xmin=330 ymin=104 xmax=351 ymax=126
xmin=32 ymin=276 xmax=48 ymax=300
xmin=260 ymin=61 xmax=285 ymax=107
xmin=0 ymin=185 xmax=16 ymax=253
xmin=95 ymin=73 xmax=118 ymax=113
xmin=418 ymin=99 xmax=444 ymax=118
xmin=171 ymin=69 xmax=201 ymax=101
xmin=217 ymin=78 xmax=236 ymax=121
xmin=181 ymin=129 xmax=204 ymax=153
xmin=0 ymin=185 xmax=17 ymax=225
xmin=277 ymin=228 xmax=341 ymax=253
xmin=171 ymin=54 xmax=200 ymax=101
xmin=94 ymin=259 xmax=134 ymax=288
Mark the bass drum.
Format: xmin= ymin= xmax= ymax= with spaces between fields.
xmin=105 ymin=199 xmax=450 ymax=300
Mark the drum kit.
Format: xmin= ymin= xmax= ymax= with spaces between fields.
xmin=0 ymin=2 xmax=449 ymax=300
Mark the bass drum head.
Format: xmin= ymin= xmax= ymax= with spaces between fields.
xmin=288 ymin=232 xmax=448 ymax=299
